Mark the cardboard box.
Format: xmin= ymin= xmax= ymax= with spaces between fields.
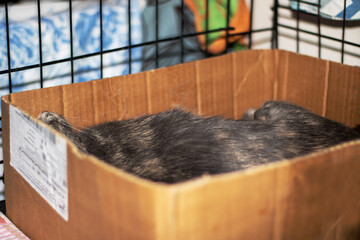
xmin=2 ymin=49 xmax=360 ymax=240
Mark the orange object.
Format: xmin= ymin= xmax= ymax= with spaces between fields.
xmin=185 ymin=0 xmax=250 ymax=54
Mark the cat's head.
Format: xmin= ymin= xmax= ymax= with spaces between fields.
xmin=253 ymin=101 xmax=312 ymax=121
xmin=38 ymin=111 xmax=74 ymax=134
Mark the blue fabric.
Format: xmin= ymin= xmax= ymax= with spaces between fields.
xmin=0 ymin=0 xmax=143 ymax=97
xmin=336 ymin=1 xmax=360 ymax=19
xmin=290 ymin=0 xmax=360 ymax=21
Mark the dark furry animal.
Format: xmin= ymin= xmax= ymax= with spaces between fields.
xmin=38 ymin=101 xmax=359 ymax=183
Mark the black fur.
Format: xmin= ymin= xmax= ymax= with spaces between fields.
xmin=38 ymin=101 xmax=359 ymax=183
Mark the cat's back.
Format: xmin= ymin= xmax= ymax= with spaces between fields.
xmin=79 ymin=108 xmax=241 ymax=182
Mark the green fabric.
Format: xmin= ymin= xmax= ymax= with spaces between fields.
xmin=195 ymin=0 xmax=239 ymax=46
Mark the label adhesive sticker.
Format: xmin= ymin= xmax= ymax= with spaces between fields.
xmin=9 ymin=106 xmax=68 ymax=221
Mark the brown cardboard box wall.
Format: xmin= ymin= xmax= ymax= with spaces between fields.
xmin=2 ymin=50 xmax=360 ymax=240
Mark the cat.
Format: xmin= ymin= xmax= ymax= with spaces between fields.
xmin=38 ymin=101 xmax=359 ymax=184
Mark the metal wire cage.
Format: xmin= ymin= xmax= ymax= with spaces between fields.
xmin=0 ymin=0 xmax=359 ymax=212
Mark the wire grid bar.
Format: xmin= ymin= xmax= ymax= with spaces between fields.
xmin=272 ymin=0 xmax=279 ymax=49
xmin=3 ymin=0 xmax=318 ymax=78
xmin=341 ymin=0 xmax=347 ymax=63
xmin=276 ymin=0 xmax=359 ymax=63
xmin=69 ymin=0 xmax=75 ymax=83
xmin=127 ymin=0 xmax=132 ymax=74
xmin=155 ymin=0 xmax=159 ymax=68
xmin=4 ymin=2 xmax=12 ymax=93
xmin=0 ymin=26 xmax=240 ymax=76
xmin=100 ymin=0 xmax=104 ymax=78
xmin=37 ymin=0 xmax=44 ymax=88
xmin=180 ymin=0 xmax=185 ymax=63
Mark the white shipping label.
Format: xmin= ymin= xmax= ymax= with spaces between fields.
xmin=9 ymin=105 xmax=68 ymax=221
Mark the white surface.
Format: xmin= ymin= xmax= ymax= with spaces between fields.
xmin=9 ymin=106 xmax=68 ymax=221
xmin=250 ymin=0 xmax=360 ymax=66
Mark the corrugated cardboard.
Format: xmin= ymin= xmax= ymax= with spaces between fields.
xmin=2 ymin=49 xmax=360 ymax=240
